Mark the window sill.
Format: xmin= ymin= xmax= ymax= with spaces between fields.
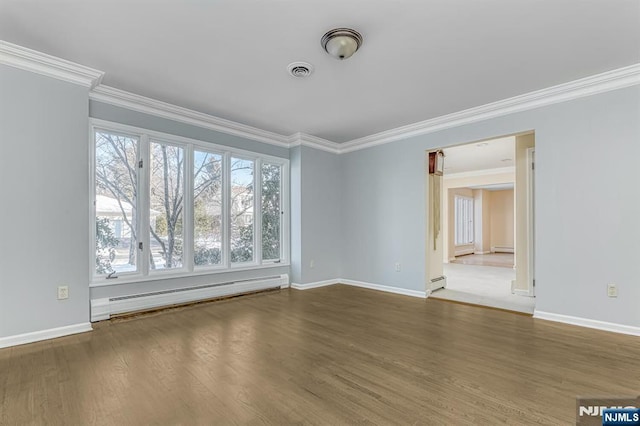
xmin=89 ymin=262 xmax=290 ymax=288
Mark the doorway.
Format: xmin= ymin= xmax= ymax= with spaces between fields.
xmin=426 ymin=133 xmax=535 ymax=314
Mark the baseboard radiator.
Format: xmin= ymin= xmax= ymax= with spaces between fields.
xmin=492 ymin=246 xmax=514 ymax=253
xmin=91 ymin=274 xmax=289 ymax=322
xmin=429 ymin=275 xmax=447 ymax=292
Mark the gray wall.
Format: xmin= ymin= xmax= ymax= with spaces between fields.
xmin=299 ymin=146 xmax=342 ymax=283
xmin=0 ymin=65 xmax=91 ymax=336
xmin=289 ymin=145 xmax=342 ymax=284
xmin=2 ymin=62 xmax=637 ymax=338
xmin=290 ymin=146 xmax=303 ymax=283
xmin=341 ymin=86 xmax=640 ymax=327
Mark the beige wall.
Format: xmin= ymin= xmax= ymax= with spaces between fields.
xmin=473 ymin=189 xmax=492 ymax=254
xmin=443 ymin=171 xmax=515 ymax=262
xmin=513 ymin=133 xmax=535 ymax=292
xmin=489 ymin=189 xmax=514 ymax=250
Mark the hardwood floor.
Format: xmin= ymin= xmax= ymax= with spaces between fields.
xmin=1 ymin=285 xmax=638 ymax=425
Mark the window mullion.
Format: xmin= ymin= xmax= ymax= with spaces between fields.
xmin=184 ymin=145 xmax=194 ymax=273
xmin=223 ymin=152 xmax=231 ymax=268
xmin=281 ymin=164 xmax=289 ymax=263
xmin=139 ymin=134 xmax=151 ymax=276
xmin=254 ymin=158 xmax=263 ymax=265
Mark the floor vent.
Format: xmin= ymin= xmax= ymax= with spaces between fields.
xmin=91 ymin=274 xmax=289 ymax=322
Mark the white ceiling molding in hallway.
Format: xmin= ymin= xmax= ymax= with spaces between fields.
xmin=443 ymin=167 xmax=516 ymax=181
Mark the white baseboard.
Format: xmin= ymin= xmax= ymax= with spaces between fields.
xmin=290 ymin=278 xmax=427 ymax=298
xmin=491 ymin=246 xmax=514 ymax=253
xmin=340 ymin=279 xmax=427 ymax=298
xmin=455 ymin=247 xmax=475 ymax=256
xmin=533 ymin=311 xmax=640 ymax=336
xmin=512 ymin=288 xmax=531 ymax=296
xmin=91 ymin=274 xmax=288 ymax=321
xmin=474 ymin=250 xmax=491 ymax=255
xmin=0 ymin=323 xmax=93 ymax=349
xmin=290 ymin=279 xmax=339 ymax=290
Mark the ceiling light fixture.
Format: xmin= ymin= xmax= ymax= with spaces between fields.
xmin=321 ymin=28 xmax=363 ymax=60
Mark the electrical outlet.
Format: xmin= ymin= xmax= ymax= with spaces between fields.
xmin=395 ymin=262 xmax=401 ymax=272
xmin=607 ymin=283 xmax=617 ymax=298
xmin=310 ymin=260 xmax=315 ymax=269
xmin=57 ymin=286 xmax=69 ymax=300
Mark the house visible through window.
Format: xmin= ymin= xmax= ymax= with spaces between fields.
xmin=454 ymin=195 xmax=474 ymax=246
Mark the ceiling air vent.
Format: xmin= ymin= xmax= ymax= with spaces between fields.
xmin=287 ymin=62 xmax=314 ymax=78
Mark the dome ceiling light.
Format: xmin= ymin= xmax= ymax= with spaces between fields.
xmin=321 ymin=28 xmax=363 ymax=60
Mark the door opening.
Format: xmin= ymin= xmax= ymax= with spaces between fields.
xmin=426 ymin=132 xmax=536 ymax=314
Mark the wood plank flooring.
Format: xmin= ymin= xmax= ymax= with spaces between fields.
xmin=1 ymin=285 xmax=639 ymax=425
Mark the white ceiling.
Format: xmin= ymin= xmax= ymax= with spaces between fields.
xmin=1 ymin=1 xmax=638 ymax=143
xmin=443 ymin=136 xmax=515 ymax=174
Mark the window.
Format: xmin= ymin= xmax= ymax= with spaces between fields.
xmin=193 ymin=150 xmax=223 ymax=267
xmin=230 ymin=157 xmax=254 ymax=263
xmin=149 ymin=141 xmax=185 ymax=270
xmin=92 ymin=121 xmax=289 ymax=282
xmin=261 ymin=163 xmax=281 ymax=261
xmin=454 ymin=195 xmax=474 ymax=246
xmin=94 ymin=131 xmax=139 ymax=275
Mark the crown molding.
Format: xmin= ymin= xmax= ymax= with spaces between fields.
xmin=90 ymin=85 xmax=292 ymax=148
xmin=340 ymin=63 xmax=640 ymax=153
xmin=0 ymin=40 xmax=104 ymax=89
xmin=444 ymin=166 xmax=515 ymax=180
xmin=288 ymin=132 xmax=341 ymax=154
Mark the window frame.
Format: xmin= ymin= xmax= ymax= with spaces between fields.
xmin=228 ymin=154 xmax=258 ymax=267
xmin=192 ymin=147 xmax=227 ymax=272
xmin=260 ymin=161 xmax=284 ymax=263
xmin=90 ymin=119 xmax=290 ymax=287
xmin=147 ymin=137 xmax=189 ymax=275
xmin=91 ymin=127 xmax=144 ymax=280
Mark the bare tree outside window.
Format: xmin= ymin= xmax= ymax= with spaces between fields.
xmin=94 ymin=132 xmax=138 ymax=274
xmin=149 ymin=142 xmax=184 ymax=269
xmin=94 ymin=128 xmax=285 ymax=276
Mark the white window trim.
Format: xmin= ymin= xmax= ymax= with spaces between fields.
xmin=454 ymin=195 xmax=474 ymax=247
xmin=89 ymin=118 xmax=290 ymax=286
